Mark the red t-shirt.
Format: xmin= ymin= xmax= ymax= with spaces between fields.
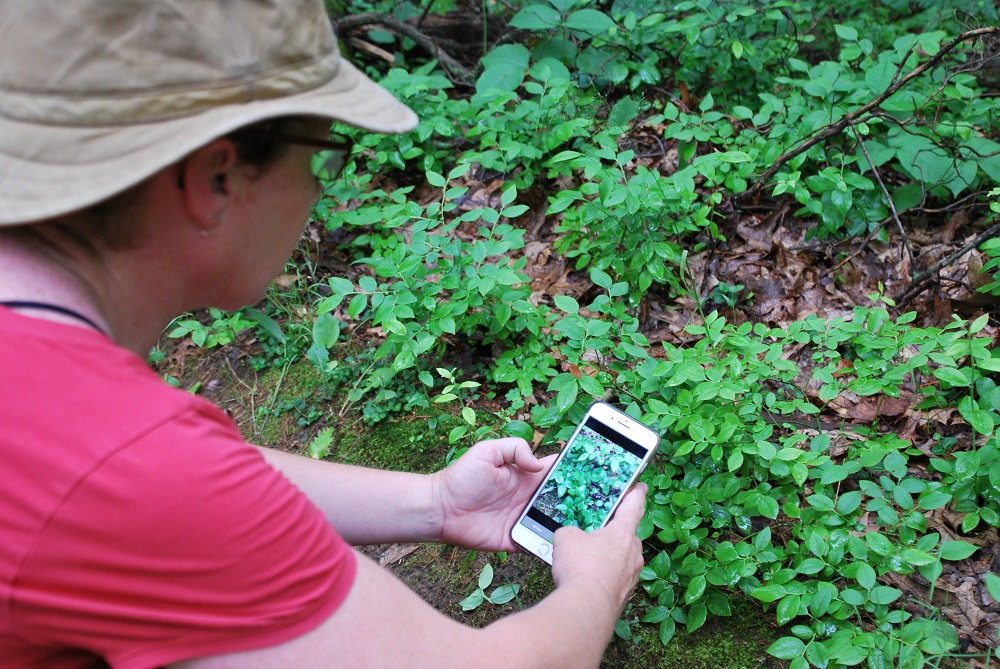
xmin=0 ymin=307 xmax=356 ymax=668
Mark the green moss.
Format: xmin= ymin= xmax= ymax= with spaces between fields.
xmin=602 ymin=595 xmax=783 ymax=669
xmin=331 ymin=414 xmax=455 ymax=473
xmin=256 ymin=360 xmax=330 ymax=445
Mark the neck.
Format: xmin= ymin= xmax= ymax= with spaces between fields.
xmin=0 ymin=223 xmax=178 ymax=355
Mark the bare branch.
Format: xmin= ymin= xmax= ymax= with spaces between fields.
xmin=337 ymin=12 xmax=475 ymax=84
xmin=893 ymin=219 xmax=1000 ymax=307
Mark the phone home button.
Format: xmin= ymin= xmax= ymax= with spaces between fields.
xmin=538 ymin=543 xmax=550 ymax=557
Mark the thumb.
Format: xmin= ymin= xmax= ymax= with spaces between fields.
xmin=478 ymin=437 xmax=544 ymax=473
xmin=607 ymin=483 xmax=647 ymax=531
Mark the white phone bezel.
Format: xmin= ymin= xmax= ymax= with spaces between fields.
xmin=511 ymin=402 xmax=659 ymax=565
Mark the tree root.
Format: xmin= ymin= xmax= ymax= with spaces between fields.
xmin=336 ymin=12 xmax=475 ymax=85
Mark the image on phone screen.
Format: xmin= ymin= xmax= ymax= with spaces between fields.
xmin=520 ymin=417 xmax=646 ymax=541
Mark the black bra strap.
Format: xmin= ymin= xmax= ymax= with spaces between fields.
xmin=0 ymin=300 xmax=110 ymax=337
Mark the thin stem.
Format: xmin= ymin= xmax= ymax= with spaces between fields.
xmin=850 ymin=123 xmax=915 ymax=276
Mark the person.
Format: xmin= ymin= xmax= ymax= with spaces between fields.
xmin=0 ymin=1 xmax=647 ymax=667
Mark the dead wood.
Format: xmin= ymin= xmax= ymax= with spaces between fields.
xmin=893 ymin=218 xmax=1000 ymax=308
xmin=336 ymin=12 xmax=475 ymax=84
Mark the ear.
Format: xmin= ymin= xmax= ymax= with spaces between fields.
xmin=176 ymin=138 xmax=240 ymax=234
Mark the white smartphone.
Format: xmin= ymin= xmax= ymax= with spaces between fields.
xmin=510 ymin=402 xmax=660 ymax=565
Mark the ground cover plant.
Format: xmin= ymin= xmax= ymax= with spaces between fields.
xmin=160 ymin=1 xmax=1000 ymax=666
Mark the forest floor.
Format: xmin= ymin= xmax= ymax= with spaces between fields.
xmin=154 ymin=176 xmax=1000 ymax=665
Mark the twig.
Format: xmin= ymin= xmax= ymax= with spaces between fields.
xmin=256 ymin=360 xmax=291 ymax=442
xmin=337 ymin=12 xmax=475 ymax=84
xmin=831 ymin=219 xmax=888 ymax=273
xmin=223 ymin=353 xmax=258 ymax=435
xmin=738 ymin=26 xmax=1000 ymax=202
xmin=850 ymin=123 xmax=915 ymax=275
xmin=893 ymin=218 xmax=1000 ymax=307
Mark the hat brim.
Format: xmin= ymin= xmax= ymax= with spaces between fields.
xmin=0 ymin=59 xmax=417 ymax=225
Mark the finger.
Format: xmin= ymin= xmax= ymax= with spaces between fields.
xmin=509 ymin=438 xmax=544 ymax=472
xmin=607 ymin=484 xmax=647 ymax=530
xmin=537 ymin=453 xmax=558 ymax=472
xmin=481 ymin=437 xmax=541 ymax=471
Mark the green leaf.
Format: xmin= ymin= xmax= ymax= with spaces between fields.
xmin=900 ymin=548 xmax=937 ymax=566
xmin=835 ymin=24 xmax=859 ymax=41
xmin=462 ymin=407 xmax=476 ymax=426
xmin=752 ymin=584 xmax=787 ymax=603
xmin=841 ymin=588 xmax=866 ymax=606
xmin=869 ymin=586 xmax=902 ymax=605
xmin=608 ymin=96 xmax=640 ymax=132
xmin=866 ymin=532 xmax=894 ymax=556
xmin=684 ymin=574 xmax=707 ymax=604
xmin=307 ymin=427 xmax=334 ymax=460
xmin=347 ymin=293 xmax=367 ymax=319
xmin=757 ymin=495 xmax=779 ymax=519
xmin=590 ymin=268 xmax=613 ymax=290
xmin=918 ymin=489 xmax=952 ymax=510
xmin=767 ymin=636 xmax=806 ymax=660
xmin=459 ymin=589 xmax=485 ymax=611
xmin=564 ymin=9 xmax=616 ymax=37
xmin=556 ymin=383 xmax=579 ymax=415
xmin=642 ymin=605 xmax=671 ymax=624
xmin=506 ymin=420 xmax=534 ymax=441
xmin=312 ymin=313 xmax=341 ymax=349
xmin=986 ymin=573 xmax=1000 ymax=603
xmin=934 ymin=366 xmax=970 ymax=387
xmin=478 ymin=563 xmax=494 ymax=590
xmin=855 ymin=562 xmax=877 ymax=590
xmin=938 ymin=540 xmax=979 ymax=561
xmin=686 ymin=601 xmax=708 ymax=633
xmin=658 ymin=617 xmax=676 ymax=645
xmin=488 ymin=583 xmax=520 ymax=605
xmin=482 ymin=43 xmax=530 ymax=71
xmin=553 ymin=295 xmax=580 ymax=314
xmin=837 ymin=491 xmax=862 ymax=516
xmin=796 ymin=558 xmax=826 ymax=575
xmin=244 ymin=308 xmax=286 ymax=344
xmin=476 ymin=63 xmax=526 ymax=94
xmin=776 ymin=594 xmax=800 ymax=625
xmin=806 ymin=494 xmax=835 ymax=512
xmin=509 ymin=4 xmax=561 ymax=30
xmin=426 ymin=170 xmax=447 ymax=188
xmin=954 ymin=451 xmax=981 ymax=481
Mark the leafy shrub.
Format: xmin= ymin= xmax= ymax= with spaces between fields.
xmin=166 ymin=2 xmax=1000 ymax=665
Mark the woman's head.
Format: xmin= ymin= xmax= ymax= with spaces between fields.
xmin=0 ymin=0 xmax=416 ymax=226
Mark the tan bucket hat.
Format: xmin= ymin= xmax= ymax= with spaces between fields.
xmin=0 ymin=0 xmax=418 ymax=225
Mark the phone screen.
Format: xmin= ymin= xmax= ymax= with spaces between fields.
xmin=519 ymin=416 xmax=648 ymax=541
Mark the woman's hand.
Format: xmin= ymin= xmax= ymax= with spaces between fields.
xmin=431 ymin=437 xmax=555 ymax=552
xmin=551 ymin=483 xmax=648 ymax=613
